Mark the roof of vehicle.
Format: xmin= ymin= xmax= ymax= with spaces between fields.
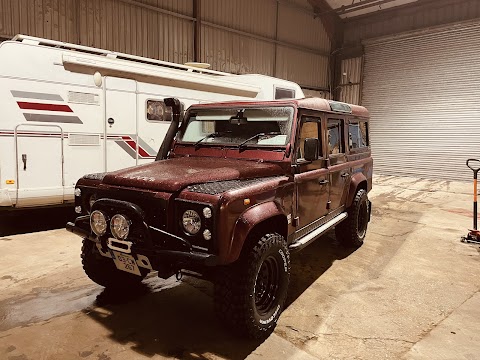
xmin=189 ymin=97 xmax=370 ymax=118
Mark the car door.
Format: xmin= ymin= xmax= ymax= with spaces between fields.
xmin=294 ymin=116 xmax=329 ymax=231
xmin=327 ymin=116 xmax=350 ymax=211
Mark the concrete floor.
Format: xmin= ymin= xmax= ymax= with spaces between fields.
xmin=0 ymin=175 xmax=479 ymax=360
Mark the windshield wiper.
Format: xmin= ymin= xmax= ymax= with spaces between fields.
xmin=194 ymin=131 xmax=231 ymax=149
xmin=237 ymin=132 xmax=281 ymax=151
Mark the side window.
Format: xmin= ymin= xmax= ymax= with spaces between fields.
xmin=146 ymin=100 xmax=173 ymax=122
xmin=348 ymin=121 xmax=369 ymax=149
xmin=327 ymin=119 xmax=344 ymax=155
xmin=298 ymin=117 xmax=322 ymax=160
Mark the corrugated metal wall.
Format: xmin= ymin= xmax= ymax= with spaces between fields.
xmin=200 ymin=0 xmax=330 ymax=89
xmin=275 ymin=1 xmax=330 ymax=88
xmin=78 ymin=0 xmax=194 ymax=63
xmin=0 ymin=0 xmax=77 ymax=42
xmin=0 ymin=0 xmax=331 ymax=91
xmin=338 ymin=56 xmax=362 ymax=105
xmin=340 ymin=0 xmax=480 ymax=181
xmin=344 ymin=0 xmax=480 ymax=46
xmin=362 ymin=21 xmax=480 ymax=181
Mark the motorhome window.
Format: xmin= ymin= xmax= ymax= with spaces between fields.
xmin=327 ymin=119 xmax=344 ymax=155
xmin=180 ymin=107 xmax=294 ymax=147
xmin=146 ymin=100 xmax=172 ymax=122
xmin=348 ymin=121 xmax=369 ymax=150
xmin=275 ymin=87 xmax=295 ymax=99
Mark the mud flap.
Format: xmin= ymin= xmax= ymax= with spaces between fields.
xmin=368 ymin=200 xmax=372 ymax=222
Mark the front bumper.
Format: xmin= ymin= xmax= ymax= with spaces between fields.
xmin=66 ymin=217 xmax=218 ymax=267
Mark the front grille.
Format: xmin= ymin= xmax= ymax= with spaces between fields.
xmin=93 ymin=189 xmax=168 ymax=230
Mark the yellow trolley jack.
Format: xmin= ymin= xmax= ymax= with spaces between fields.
xmin=462 ymin=159 xmax=480 ymax=245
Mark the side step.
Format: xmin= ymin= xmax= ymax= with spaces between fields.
xmin=289 ymin=212 xmax=348 ymax=252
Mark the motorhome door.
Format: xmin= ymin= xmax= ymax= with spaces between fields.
xmin=15 ymin=124 xmax=64 ymax=207
xmin=105 ymin=77 xmax=138 ymax=172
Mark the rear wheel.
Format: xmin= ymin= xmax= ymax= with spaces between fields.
xmin=81 ymin=239 xmax=147 ymax=289
xmin=336 ymin=189 xmax=369 ymax=247
xmin=214 ymin=233 xmax=290 ymax=339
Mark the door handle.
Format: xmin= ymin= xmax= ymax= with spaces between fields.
xmin=22 ymin=154 xmax=27 ymax=171
xmin=341 ymin=173 xmax=350 ymax=178
xmin=318 ymin=179 xmax=329 ymax=185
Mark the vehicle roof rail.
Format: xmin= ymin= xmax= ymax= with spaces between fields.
xmin=10 ymin=34 xmax=230 ymax=77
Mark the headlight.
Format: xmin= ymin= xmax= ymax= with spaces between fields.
xmin=90 ymin=210 xmax=107 ymax=236
xmin=74 ymin=188 xmax=81 ymax=197
xmin=110 ymin=214 xmax=131 ymax=240
xmin=182 ymin=210 xmax=201 ymax=235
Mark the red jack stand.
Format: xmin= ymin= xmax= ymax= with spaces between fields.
xmin=462 ymin=159 xmax=480 ymax=245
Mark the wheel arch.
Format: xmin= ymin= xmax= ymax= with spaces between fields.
xmin=346 ymin=172 xmax=368 ymax=208
xmin=225 ymin=201 xmax=288 ymax=264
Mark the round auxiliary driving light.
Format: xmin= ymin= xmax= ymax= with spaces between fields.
xmin=110 ymin=214 xmax=131 ymax=240
xmin=75 ymin=206 xmax=82 ymax=214
xmin=182 ymin=210 xmax=201 ymax=235
xmin=90 ymin=210 xmax=108 ymax=236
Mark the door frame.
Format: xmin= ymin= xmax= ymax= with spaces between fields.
xmin=325 ymin=114 xmax=350 ymax=212
xmin=103 ymin=76 xmax=139 ymax=172
xmin=14 ymin=123 xmax=64 ymax=205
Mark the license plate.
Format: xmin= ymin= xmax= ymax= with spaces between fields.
xmin=110 ymin=250 xmax=141 ymax=276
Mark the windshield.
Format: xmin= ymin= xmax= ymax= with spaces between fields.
xmin=179 ymin=106 xmax=294 ymax=147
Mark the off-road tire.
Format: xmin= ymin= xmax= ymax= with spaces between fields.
xmin=214 ymin=233 xmax=290 ymax=339
xmin=335 ymin=189 xmax=369 ymax=247
xmin=81 ymin=238 xmax=147 ymax=289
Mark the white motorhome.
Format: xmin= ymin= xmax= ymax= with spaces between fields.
xmin=0 ymin=35 xmax=304 ymax=209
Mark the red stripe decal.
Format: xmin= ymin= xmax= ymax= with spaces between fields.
xmin=124 ymin=140 xmax=136 ymax=150
xmin=122 ymin=136 xmax=152 ymax=158
xmin=138 ymin=147 xmax=150 ymax=158
xmin=17 ymin=102 xmax=73 ymax=112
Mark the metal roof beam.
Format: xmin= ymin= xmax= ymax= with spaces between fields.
xmin=316 ymin=0 xmax=412 ymax=17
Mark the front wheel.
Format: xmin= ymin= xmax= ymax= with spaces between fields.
xmin=214 ymin=233 xmax=290 ymax=339
xmin=81 ymin=239 xmax=147 ymax=289
xmin=335 ymin=189 xmax=370 ymax=247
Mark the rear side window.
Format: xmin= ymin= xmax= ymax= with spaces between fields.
xmin=349 ymin=121 xmax=369 ymax=150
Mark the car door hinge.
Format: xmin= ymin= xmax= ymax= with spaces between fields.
xmin=293 ymin=216 xmax=300 ymax=227
xmin=326 ymin=200 xmax=331 ymax=210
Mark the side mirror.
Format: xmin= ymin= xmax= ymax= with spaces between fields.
xmin=304 ymin=138 xmax=319 ymax=162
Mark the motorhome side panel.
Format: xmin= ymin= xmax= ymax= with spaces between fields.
xmin=0 ymin=38 xmax=306 ymax=208
xmin=0 ymin=41 xmax=104 ymax=207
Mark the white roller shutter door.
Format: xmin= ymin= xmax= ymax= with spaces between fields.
xmin=363 ymin=22 xmax=480 ymax=181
